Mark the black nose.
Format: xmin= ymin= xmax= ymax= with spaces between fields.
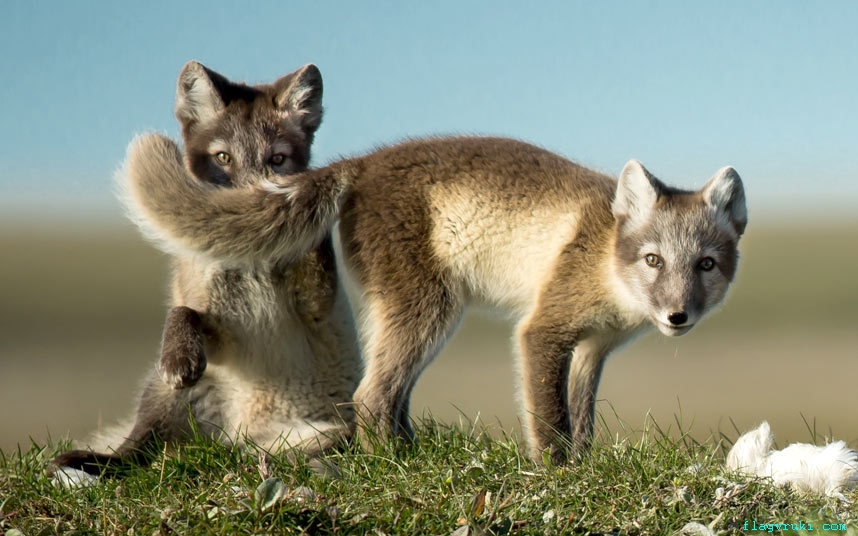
xmin=667 ymin=312 xmax=688 ymax=325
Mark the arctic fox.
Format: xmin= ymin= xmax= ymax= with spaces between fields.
xmin=52 ymin=62 xmax=361 ymax=476
xmin=121 ymin=132 xmax=746 ymax=464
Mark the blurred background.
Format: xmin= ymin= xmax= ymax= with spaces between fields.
xmin=2 ymin=2 xmax=856 ymax=454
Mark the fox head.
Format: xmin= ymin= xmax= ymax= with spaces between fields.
xmin=174 ymin=61 xmax=323 ymax=187
xmin=610 ymin=160 xmax=747 ymax=336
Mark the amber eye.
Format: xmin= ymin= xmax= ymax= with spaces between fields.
xmin=215 ymin=152 xmax=232 ymax=166
xmin=645 ymin=254 xmax=662 ymax=268
xmin=270 ymin=154 xmax=287 ymax=166
xmin=698 ymin=257 xmax=716 ymax=271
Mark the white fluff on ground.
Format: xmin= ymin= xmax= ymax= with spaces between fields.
xmin=726 ymin=421 xmax=858 ymax=498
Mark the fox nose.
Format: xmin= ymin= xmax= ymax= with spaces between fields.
xmin=667 ymin=312 xmax=688 ymax=325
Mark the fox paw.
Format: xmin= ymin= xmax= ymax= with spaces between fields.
xmin=159 ymin=346 xmax=206 ymax=389
xmin=159 ymin=306 xmax=207 ymax=389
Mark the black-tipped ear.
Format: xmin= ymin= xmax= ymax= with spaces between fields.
xmin=175 ymin=61 xmax=230 ymax=128
xmin=612 ymin=160 xmax=663 ymax=228
xmin=702 ymin=166 xmax=747 ymax=236
xmin=274 ymin=64 xmax=323 ymax=134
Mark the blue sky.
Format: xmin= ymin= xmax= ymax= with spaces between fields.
xmin=2 ymin=1 xmax=857 ymax=221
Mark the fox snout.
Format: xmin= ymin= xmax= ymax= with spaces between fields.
xmin=667 ymin=311 xmax=688 ymax=325
xmin=654 ymin=308 xmax=696 ymax=336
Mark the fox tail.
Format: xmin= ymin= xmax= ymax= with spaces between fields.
xmin=117 ymin=133 xmax=356 ymax=264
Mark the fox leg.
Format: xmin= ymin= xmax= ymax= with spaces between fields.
xmin=516 ymin=315 xmax=577 ymax=464
xmin=51 ymin=421 xmax=159 ymax=478
xmin=51 ymin=373 xmax=220 ymax=477
xmin=353 ymin=283 xmax=463 ymax=447
xmin=565 ymin=335 xmax=611 ymax=456
xmin=158 ymin=305 xmax=207 ymax=389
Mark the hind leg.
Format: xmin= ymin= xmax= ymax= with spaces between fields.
xmin=353 ymin=282 xmax=463 ymax=448
xmin=51 ymin=373 xmax=217 ymax=477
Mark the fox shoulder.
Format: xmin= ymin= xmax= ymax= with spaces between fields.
xmin=117 ymin=133 xmax=355 ymax=264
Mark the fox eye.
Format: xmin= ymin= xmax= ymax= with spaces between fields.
xmin=644 ymin=254 xmax=662 ymax=268
xmin=269 ymin=154 xmax=287 ymax=166
xmin=215 ymin=152 xmax=232 ymax=166
xmin=698 ymin=257 xmax=716 ymax=271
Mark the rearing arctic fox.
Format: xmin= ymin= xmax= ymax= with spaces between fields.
xmin=124 ymin=131 xmax=746 ymax=464
xmin=52 ymin=62 xmax=361 ymax=476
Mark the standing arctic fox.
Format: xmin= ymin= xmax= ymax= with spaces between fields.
xmin=123 ymin=132 xmax=746 ymax=464
xmin=52 ymin=62 xmax=361 ymax=476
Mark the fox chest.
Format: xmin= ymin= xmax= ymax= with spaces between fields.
xmin=170 ymin=243 xmax=358 ymax=385
xmin=174 ymin=250 xmax=338 ymax=335
xmin=187 ymin=264 xmax=326 ymax=375
xmin=205 ymin=267 xmax=295 ymax=332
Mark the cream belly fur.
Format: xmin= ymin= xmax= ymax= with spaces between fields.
xmin=196 ymin=260 xmax=357 ymax=441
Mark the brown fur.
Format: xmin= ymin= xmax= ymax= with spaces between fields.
xmin=118 ymin=132 xmax=746 ymax=464
xmin=52 ymin=63 xmax=361 ymax=477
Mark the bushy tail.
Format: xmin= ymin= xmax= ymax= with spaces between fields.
xmin=118 ymin=133 xmax=358 ymax=264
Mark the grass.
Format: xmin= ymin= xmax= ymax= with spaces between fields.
xmin=2 ymin=416 xmax=856 ymax=535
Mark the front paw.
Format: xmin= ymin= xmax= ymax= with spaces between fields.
xmin=159 ymin=306 xmax=207 ymax=389
xmin=159 ymin=345 xmax=206 ymax=389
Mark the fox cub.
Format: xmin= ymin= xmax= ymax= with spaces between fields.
xmin=123 ymin=129 xmax=746 ymax=464
xmin=52 ymin=62 xmax=361 ymax=476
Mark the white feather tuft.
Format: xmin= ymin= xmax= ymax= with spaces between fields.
xmin=727 ymin=421 xmax=858 ymax=498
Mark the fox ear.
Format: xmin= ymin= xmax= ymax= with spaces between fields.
xmin=703 ymin=166 xmax=747 ymax=237
xmin=612 ymin=160 xmax=662 ymax=228
xmin=275 ymin=64 xmax=323 ymax=134
xmin=175 ymin=61 xmax=229 ymax=128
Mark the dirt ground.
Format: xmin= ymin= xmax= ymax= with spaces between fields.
xmin=2 ymin=221 xmax=856 ymax=453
